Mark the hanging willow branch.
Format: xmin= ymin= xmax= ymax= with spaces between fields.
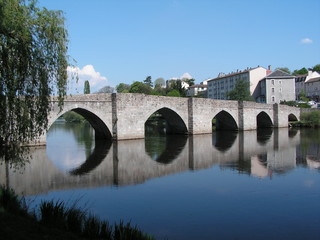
xmin=0 ymin=0 xmax=70 ymax=161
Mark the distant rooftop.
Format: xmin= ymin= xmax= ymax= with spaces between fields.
xmin=208 ymin=66 xmax=266 ymax=81
xmin=266 ymin=69 xmax=294 ymax=78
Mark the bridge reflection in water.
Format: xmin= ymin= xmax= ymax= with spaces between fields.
xmin=1 ymin=127 xmax=319 ymax=196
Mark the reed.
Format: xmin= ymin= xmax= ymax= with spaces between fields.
xmin=1 ymin=186 xmax=155 ymax=240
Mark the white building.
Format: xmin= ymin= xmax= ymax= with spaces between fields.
xmin=186 ymin=81 xmax=207 ymax=97
xmin=207 ymin=66 xmax=271 ymax=100
xmin=256 ymin=69 xmax=296 ymax=104
xmin=295 ymin=71 xmax=320 ymax=102
xmin=166 ymin=72 xmax=193 ymax=90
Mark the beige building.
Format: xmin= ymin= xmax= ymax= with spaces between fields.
xmin=207 ymin=66 xmax=271 ymax=100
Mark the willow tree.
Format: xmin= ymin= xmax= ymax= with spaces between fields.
xmin=0 ymin=0 xmax=70 ymax=162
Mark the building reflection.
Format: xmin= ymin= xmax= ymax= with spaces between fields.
xmin=0 ymin=128 xmax=319 ymax=196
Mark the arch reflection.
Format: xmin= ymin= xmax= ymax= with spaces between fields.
xmin=145 ymin=135 xmax=188 ymax=164
xmin=212 ymin=131 xmax=237 ymax=152
xmin=257 ymin=128 xmax=273 ymax=145
xmin=69 ymin=140 xmax=112 ymax=175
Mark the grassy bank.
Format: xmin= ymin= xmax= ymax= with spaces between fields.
xmin=0 ymin=186 xmax=155 ymax=240
xmin=291 ymin=111 xmax=320 ymax=128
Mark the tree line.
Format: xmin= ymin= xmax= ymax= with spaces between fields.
xmin=115 ymin=76 xmax=195 ymax=97
xmin=277 ymin=64 xmax=320 ymax=75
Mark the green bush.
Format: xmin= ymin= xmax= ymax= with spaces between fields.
xmin=300 ymin=111 xmax=320 ymax=127
xmin=166 ymin=89 xmax=180 ymax=97
xmin=0 ymin=186 xmax=28 ymax=216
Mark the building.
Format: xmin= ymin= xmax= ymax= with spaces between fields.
xmin=256 ymin=69 xmax=295 ymax=104
xmin=207 ymin=66 xmax=271 ymax=100
xmin=186 ymin=80 xmax=208 ymax=97
xmin=295 ymin=71 xmax=320 ymax=101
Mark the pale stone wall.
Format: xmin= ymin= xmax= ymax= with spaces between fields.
xmin=190 ymin=98 xmax=239 ymax=134
xmin=42 ymin=93 xmax=302 ymax=141
xmin=277 ymin=104 xmax=300 ymax=127
xmin=114 ymin=93 xmax=189 ymax=140
xmin=241 ymin=101 xmax=274 ymax=130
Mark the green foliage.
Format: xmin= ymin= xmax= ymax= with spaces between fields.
xmin=292 ymin=67 xmax=308 ymax=76
xmin=96 ymin=85 xmax=114 ymax=93
xmin=129 ymin=81 xmax=152 ymax=94
xmin=167 ymin=79 xmax=186 ymax=96
xmin=84 ymin=80 xmax=90 ymax=94
xmin=0 ymin=186 xmax=27 ymax=215
xmin=63 ymin=111 xmax=85 ymax=122
xmin=40 ymin=200 xmax=67 ymax=228
xmin=143 ymin=76 xmax=153 ymax=88
xmin=167 ymin=89 xmax=180 ymax=97
xmin=154 ymin=77 xmax=165 ymax=88
xmin=227 ymin=79 xmax=253 ymax=101
xmin=116 ymin=83 xmax=130 ymax=93
xmin=300 ymin=111 xmax=320 ymax=127
xmin=114 ymin=221 xmax=155 ymax=240
xmin=184 ymin=78 xmax=195 ymax=86
xmin=312 ymin=64 xmax=320 ymax=73
xmin=280 ymin=100 xmax=297 ymax=107
xmin=280 ymin=100 xmax=311 ymax=108
xmin=37 ymin=197 xmax=155 ymax=239
xmin=0 ymin=0 xmax=70 ymax=161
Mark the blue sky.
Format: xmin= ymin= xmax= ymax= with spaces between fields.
xmin=39 ymin=0 xmax=320 ymax=94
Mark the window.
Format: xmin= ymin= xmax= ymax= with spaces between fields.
xmin=272 ymin=79 xmax=275 ymax=85
xmin=272 ymin=96 xmax=275 ymax=102
xmin=272 ymin=88 xmax=275 ymax=93
xmin=279 ymin=88 xmax=282 ymax=93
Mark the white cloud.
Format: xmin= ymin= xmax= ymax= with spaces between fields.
xmin=67 ymin=65 xmax=108 ymax=94
xmin=301 ymin=38 xmax=313 ymax=44
xmin=170 ymin=72 xmax=193 ymax=80
xmin=180 ymin=72 xmax=193 ymax=79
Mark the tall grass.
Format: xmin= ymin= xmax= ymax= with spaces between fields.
xmin=0 ymin=185 xmax=28 ymax=216
xmin=0 ymin=186 xmax=155 ymax=239
xmin=300 ymin=111 xmax=320 ymax=127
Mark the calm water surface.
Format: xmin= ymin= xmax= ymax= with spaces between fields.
xmin=1 ymin=122 xmax=320 ymax=240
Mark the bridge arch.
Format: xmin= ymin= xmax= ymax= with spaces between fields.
xmin=288 ymin=113 xmax=298 ymax=122
xmin=213 ymin=110 xmax=238 ymax=131
xmin=49 ymin=108 xmax=112 ymax=140
xmin=144 ymin=107 xmax=188 ymax=135
xmin=256 ymin=111 xmax=273 ymax=128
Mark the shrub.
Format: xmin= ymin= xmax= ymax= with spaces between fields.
xmin=166 ymin=89 xmax=180 ymax=97
xmin=0 ymin=186 xmax=28 ymax=216
xmin=300 ymin=111 xmax=320 ymax=127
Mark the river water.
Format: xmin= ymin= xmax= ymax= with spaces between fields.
xmin=1 ymin=122 xmax=320 ymax=240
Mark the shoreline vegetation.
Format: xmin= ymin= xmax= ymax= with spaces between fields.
xmin=0 ymin=186 xmax=155 ymax=240
xmin=290 ymin=111 xmax=320 ymax=128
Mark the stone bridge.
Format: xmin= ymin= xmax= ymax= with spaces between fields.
xmin=40 ymin=93 xmax=301 ymax=143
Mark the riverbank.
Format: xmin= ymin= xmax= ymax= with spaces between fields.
xmin=0 ymin=186 xmax=155 ymax=240
xmin=0 ymin=212 xmax=82 ymax=240
xmin=290 ymin=110 xmax=320 ymax=128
